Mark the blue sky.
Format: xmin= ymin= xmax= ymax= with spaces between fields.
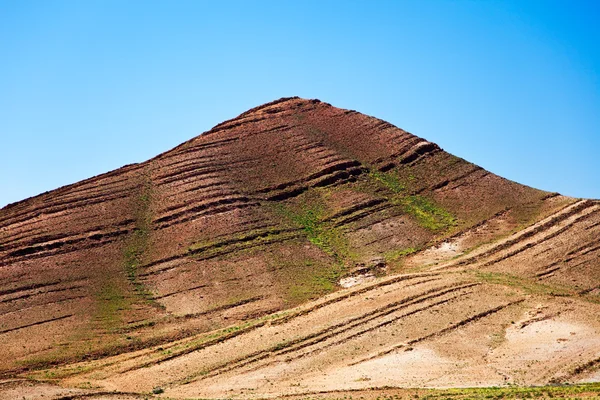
xmin=1 ymin=0 xmax=599 ymax=207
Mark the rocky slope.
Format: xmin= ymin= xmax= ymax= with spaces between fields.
xmin=0 ymin=97 xmax=599 ymax=399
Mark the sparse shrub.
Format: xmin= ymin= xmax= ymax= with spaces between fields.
xmin=152 ymin=386 xmax=164 ymax=394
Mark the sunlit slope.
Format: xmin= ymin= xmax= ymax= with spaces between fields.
xmin=1 ymin=98 xmax=598 ymax=398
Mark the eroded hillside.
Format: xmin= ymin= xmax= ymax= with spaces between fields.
xmin=1 ymin=98 xmax=599 ymax=399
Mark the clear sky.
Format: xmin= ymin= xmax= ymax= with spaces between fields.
xmin=1 ymin=0 xmax=599 ymax=208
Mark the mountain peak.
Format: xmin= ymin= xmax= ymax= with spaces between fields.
xmin=1 ymin=99 xmax=599 ymax=398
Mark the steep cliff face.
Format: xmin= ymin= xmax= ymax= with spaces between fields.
xmin=1 ymin=98 xmax=599 ymax=396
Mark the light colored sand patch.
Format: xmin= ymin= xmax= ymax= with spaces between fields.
xmin=339 ymin=273 xmax=376 ymax=288
xmin=308 ymin=345 xmax=503 ymax=391
xmin=167 ymin=346 xmax=502 ymax=400
xmin=0 ymin=380 xmax=87 ymax=400
xmin=172 ymin=362 xmax=293 ymax=399
xmin=409 ymin=240 xmax=463 ymax=267
xmin=300 ymin=347 xmax=457 ymax=391
xmin=488 ymin=318 xmax=600 ymax=385
xmin=577 ymin=369 xmax=600 ymax=383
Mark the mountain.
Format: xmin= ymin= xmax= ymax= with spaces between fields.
xmin=1 ymin=97 xmax=599 ymax=399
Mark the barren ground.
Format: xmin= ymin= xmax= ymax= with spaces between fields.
xmin=1 ymin=98 xmax=598 ymax=399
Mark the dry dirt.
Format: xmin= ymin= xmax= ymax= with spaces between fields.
xmin=1 ymin=98 xmax=598 ymax=399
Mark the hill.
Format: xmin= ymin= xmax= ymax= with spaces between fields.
xmin=1 ymin=97 xmax=599 ymax=399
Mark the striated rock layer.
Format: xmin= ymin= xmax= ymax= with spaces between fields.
xmin=1 ymin=98 xmax=599 ymax=398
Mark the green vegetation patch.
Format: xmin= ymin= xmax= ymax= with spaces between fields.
xmin=124 ymin=228 xmax=152 ymax=298
xmin=367 ymin=170 xmax=457 ymax=232
xmin=123 ymin=179 xmax=154 ymax=300
xmin=283 ymin=262 xmax=345 ymax=305
xmin=272 ymin=190 xmax=353 ymax=261
xmin=95 ymin=174 xmax=159 ymax=333
xmin=421 ymin=383 xmax=600 ymax=399
xmin=398 ymin=195 xmax=456 ymax=231
xmin=384 ymin=247 xmax=418 ymax=262
xmin=187 ymin=186 xmax=354 ymax=307
xmin=187 ymin=227 xmax=300 ymax=258
xmin=266 ymin=244 xmax=345 ymax=306
xmin=370 ymin=170 xmax=406 ymax=193
xmin=94 ymin=281 xmax=132 ymax=329
xmin=268 ymin=188 xmax=356 ymax=305
xmin=314 ymin=383 xmax=600 ymax=399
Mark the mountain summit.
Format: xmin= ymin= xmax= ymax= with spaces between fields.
xmin=1 ymin=98 xmax=599 ymax=398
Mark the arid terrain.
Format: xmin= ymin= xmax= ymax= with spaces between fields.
xmin=1 ymin=97 xmax=599 ymax=399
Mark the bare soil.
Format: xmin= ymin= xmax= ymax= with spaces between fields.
xmin=1 ymin=98 xmax=598 ymax=399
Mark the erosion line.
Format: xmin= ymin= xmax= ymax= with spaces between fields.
xmin=354 ymin=299 xmax=524 ymax=364
xmin=0 ymin=314 xmax=73 ymax=335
